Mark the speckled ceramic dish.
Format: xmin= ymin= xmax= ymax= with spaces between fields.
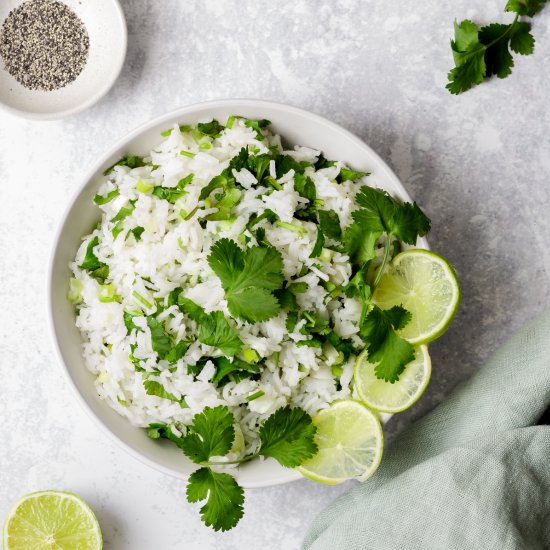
xmin=0 ymin=0 xmax=126 ymax=120
xmin=48 ymin=99 xmax=428 ymax=488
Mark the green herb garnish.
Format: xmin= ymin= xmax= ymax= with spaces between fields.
xmin=447 ymin=0 xmax=546 ymax=94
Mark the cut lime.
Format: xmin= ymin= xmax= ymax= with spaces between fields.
xmin=3 ymin=491 xmax=102 ymax=550
xmin=297 ymin=400 xmax=384 ymax=484
xmin=373 ymin=249 xmax=460 ymax=344
xmin=355 ymin=345 xmax=431 ymax=413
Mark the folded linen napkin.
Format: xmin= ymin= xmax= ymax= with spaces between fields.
xmin=303 ymin=312 xmax=550 ymax=549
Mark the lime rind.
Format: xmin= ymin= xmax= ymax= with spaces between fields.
xmin=355 ymin=345 xmax=431 ymax=413
xmin=373 ymin=249 xmax=461 ymax=345
xmin=297 ymin=400 xmax=384 ymax=485
xmin=3 ymin=490 xmax=102 ymax=550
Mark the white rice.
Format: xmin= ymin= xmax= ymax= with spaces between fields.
xmin=70 ymin=117 xmax=370 ymax=456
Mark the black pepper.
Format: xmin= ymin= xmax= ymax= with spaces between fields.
xmin=0 ymin=0 xmax=90 ymax=91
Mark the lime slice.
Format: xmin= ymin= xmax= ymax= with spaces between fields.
xmin=355 ymin=345 xmax=431 ymax=413
xmin=297 ymin=400 xmax=384 ymax=484
xmin=373 ymin=249 xmax=460 ymax=344
xmin=3 ymin=491 xmax=102 ymax=550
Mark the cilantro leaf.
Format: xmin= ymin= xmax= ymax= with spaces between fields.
xmin=258 ymin=406 xmax=318 ymax=467
xmin=127 ymin=226 xmax=145 ymax=241
xmin=93 ymin=189 xmax=119 ymax=205
xmin=197 ymin=120 xmax=225 ymax=137
xmin=123 ymin=311 xmax=141 ymax=334
xmin=342 ymin=221 xmax=380 ymax=265
xmin=309 ymin=229 xmax=325 ymax=258
xmin=147 ymin=423 xmax=187 ymax=448
xmin=244 ymin=118 xmax=271 ymax=140
xmin=146 ymin=317 xmax=172 ymax=360
xmin=294 ymin=173 xmax=317 ymax=202
xmin=354 ymin=186 xmax=430 ymax=245
xmin=318 ymin=209 xmax=342 ymax=241
xmin=198 ymin=311 xmax=243 ymax=356
xmin=178 ymin=297 xmax=243 ymax=356
xmin=212 ymin=357 xmax=260 ymax=386
xmin=336 ymin=168 xmax=369 ymax=183
xmin=208 ymin=239 xmax=284 ymax=322
xmin=360 ymin=305 xmax=415 ymax=383
xmin=80 ymin=236 xmax=103 ymax=271
xmin=275 ymin=154 xmax=306 ymax=178
xmin=510 ymin=21 xmax=535 ymax=54
xmin=165 ymin=340 xmax=189 ymax=363
xmin=480 ymin=23 xmax=514 ymax=78
xmin=447 ymin=20 xmax=487 ymax=94
xmin=505 ymin=0 xmax=546 ymax=16
xmin=180 ymin=406 xmax=235 ymax=464
xmin=104 ymin=155 xmax=146 ymax=176
xmin=152 ymin=174 xmax=193 ymax=203
xmin=186 ymin=468 xmax=244 ymax=532
xmin=199 ymin=173 xmax=233 ymax=201
xmin=143 ymin=379 xmax=179 ymax=402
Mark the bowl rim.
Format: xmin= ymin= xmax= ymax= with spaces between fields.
xmin=0 ymin=0 xmax=128 ymax=121
xmin=47 ymin=98 xmax=426 ymax=488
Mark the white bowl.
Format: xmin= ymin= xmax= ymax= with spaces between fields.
xmin=49 ymin=99 xmax=429 ymax=488
xmin=0 ymin=0 xmax=127 ymax=120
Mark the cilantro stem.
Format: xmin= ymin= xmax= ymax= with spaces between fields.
xmin=372 ymin=234 xmax=393 ymax=291
xmin=483 ymin=13 xmax=519 ymax=48
xmin=203 ymin=452 xmax=259 ymax=466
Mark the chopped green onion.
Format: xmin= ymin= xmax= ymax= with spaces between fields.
xmin=68 ymin=278 xmax=84 ymax=304
xmin=265 ymin=176 xmax=282 ymax=190
xmin=180 ymin=150 xmax=196 ymax=158
xmin=133 ymin=290 xmax=153 ymax=309
xmin=331 ymin=365 xmax=344 ymax=378
xmin=136 ymin=180 xmax=153 ymax=193
xmin=161 ymin=128 xmax=172 ymax=137
xmin=226 ymin=115 xmax=237 ymax=128
xmin=243 ymin=348 xmax=260 ymax=363
xmin=179 ymin=124 xmax=193 ymax=133
xmin=99 ymin=284 xmax=120 ymax=303
xmin=247 ymin=390 xmax=265 ymax=402
xmin=275 ymin=220 xmax=307 ymax=236
xmin=320 ymin=248 xmax=335 ymax=263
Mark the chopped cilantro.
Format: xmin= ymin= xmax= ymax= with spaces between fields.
xmin=337 ymin=168 xmax=369 ymax=182
xmin=211 ymin=357 xmax=260 ymax=385
xmin=197 ymin=120 xmax=225 ymax=137
xmin=178 ymin=298 xmax=243 ymax=356
xmin=93 ymin=189 xmax=119 ymax=205
xmin=152 ymin=174 xmax=193 ymax=203
xmin=104 ymin=155 xmax=146 ymax=176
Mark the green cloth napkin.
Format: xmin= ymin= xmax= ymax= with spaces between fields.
xmin=303 ymin=312 xmax=550 ymax=549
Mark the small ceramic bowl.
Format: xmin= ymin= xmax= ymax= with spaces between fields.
xmin=49 ymin=99 xmax=429 ymax=488
xmin=0 ymin=0 xmax=127 ymax=120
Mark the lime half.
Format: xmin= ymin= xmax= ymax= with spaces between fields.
xmin=297 ymin=400 xmax=384 ymax=484
xmin=355 ymin=345 xmax=431 ymax=413
xmin=373 ymin=249 xmax=461 ymax=344
xmin=3 ymin=491 xmax=102 ymax=550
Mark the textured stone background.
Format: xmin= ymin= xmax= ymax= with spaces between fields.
xmin=1 ymin=0 xmax=549 ymax=548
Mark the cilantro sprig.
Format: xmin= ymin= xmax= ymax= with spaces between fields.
xmin=150 ymin=405 xmax=316 ymax=531
xmin=207 ymin=238 xmax=284 ymax=323
xmin=342 ymin=186 xmax=430 ymax=383
xmin=447 ymin=0 xmax=546 ymax=94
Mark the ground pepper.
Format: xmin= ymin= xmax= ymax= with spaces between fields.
xmin=0 ymin=0 xmax=89 ymax=91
